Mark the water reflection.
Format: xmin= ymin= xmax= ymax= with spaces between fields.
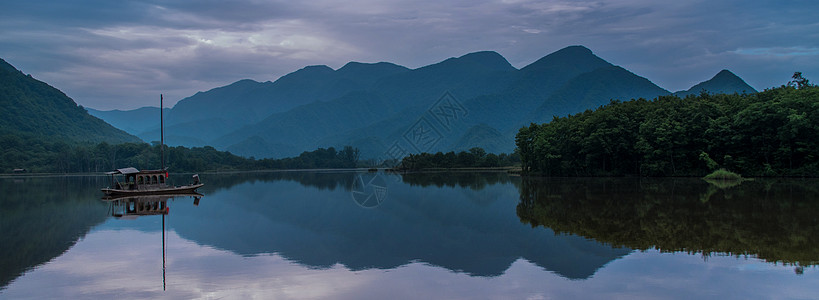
xmin=4 ymin=172 xmax=817 ymax=297
xmin=350 ymin=172 xmax=388 ymax=208
xmin=400 ymin=171 xmax=515 ymax=190
xmin=203 ymin=171 xmax=358 ymax=193
xmin=102 ymin=194 xmax=203 ymax=291
xmin=174 ymin=171 xmax=629 ymax=279
xmin=104 ymin=194 xmax=202 ymax=218
xmin=0 ymin=176 xmax=109 ymax=289
xmin=516 ymin=177 xmax=819 ymax=268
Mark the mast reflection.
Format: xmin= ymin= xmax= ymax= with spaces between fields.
xmin=102 ymin=194 xmax=203 ymax=290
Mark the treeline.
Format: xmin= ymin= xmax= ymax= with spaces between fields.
xmin=0 ymin=133 xmax=361 ymax=173
xmin=398 ymin=147 xmax=519 ymax=170
xmin=516 ymin=84 xmax=819 ymax=177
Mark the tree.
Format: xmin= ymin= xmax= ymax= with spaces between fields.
xmin=788 ymin=72 xmax=811 ymax=89
xmin=468 ymin=147 xmax=486 ymax=160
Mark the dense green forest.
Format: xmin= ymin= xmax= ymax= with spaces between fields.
xmin=0 ymin=134 xmax=361 ymax=173
xmin=397 ymin=147 xmax=519 ymax=170
xmin=516 ymin=82 xmax=819 ymax=177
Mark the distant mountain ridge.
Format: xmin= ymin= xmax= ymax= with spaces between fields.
xmin=0 ymin=58 xmax=139 ymax=144
xmin=86 ymin=106 xmax=169 ymax=137
xmin=88 ymin=46 xmax=756 ymax=159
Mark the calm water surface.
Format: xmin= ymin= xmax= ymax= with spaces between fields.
xmin=0 ymin=171 xmax=817 ymax=299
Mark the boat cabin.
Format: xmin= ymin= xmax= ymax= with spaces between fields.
xmin=106 ymin=167 xmax=169 ymax=191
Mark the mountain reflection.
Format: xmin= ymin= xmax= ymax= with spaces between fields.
xmin=202 ymin=170 xmax=359 ymax=192
xmin=516 ymin=177 xmax=819 ymax=267
xmin=172 ymin=171 xmax=630 ymax=279
xmin=0 ymin=176 xmax=109 ymax=289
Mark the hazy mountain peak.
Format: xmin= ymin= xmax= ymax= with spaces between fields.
xmin=457 ymin=50 xmax=515 ymax=71
xmin=301 ymin=65 xmax=334 ymax=72
xmin=182 ymin=78 xmax=260 ymax=100
xmin=674 ymin=69 xmax=757 ymax=97
xmin=271 ymin=64 xmax=334 ymax=85
xmin=431 ymin=50 xmax=515 ymax=72
xmin=711 ymin=69 xmax=746 ymax=84
xmin=338 ymin=61 xmax=405 ymax=72
xmin=715 ymin=69 xmax=735 ymax=77
xmin=336 ymin=61 xmax=410 ymax=79
xmin=522 ymin=45 xmax=611 ymax=72
xmin=553 ymin=45 xmax=593 ymax=56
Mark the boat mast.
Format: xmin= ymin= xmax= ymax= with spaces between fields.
xmin=161 ymin=94 xmax=165 ymax=171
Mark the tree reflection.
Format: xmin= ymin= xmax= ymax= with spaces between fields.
xmin=0 ymin=176 xmax=109 ymax=288
xmin=516 ymin=177 xmax=819 ymax=266
xmin=399 ymin=171 xmax=513 ymax=190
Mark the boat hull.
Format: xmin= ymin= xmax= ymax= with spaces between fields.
xmin=101 ymin=183 xmax=204 ymax=197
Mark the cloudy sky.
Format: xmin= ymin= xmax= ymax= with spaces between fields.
xmin=2 ymin=0 xmax=817 ymax=110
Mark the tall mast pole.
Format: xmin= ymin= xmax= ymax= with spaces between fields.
xmin=161 ymin=94 xmax=165 ymax=171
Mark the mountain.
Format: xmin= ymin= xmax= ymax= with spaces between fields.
xmin=674 ymin=69 xmax=757 ymax=97
xmin=528 ymin=65 xmax=670 ymax=123
xmin=108 ymin=62 xmax=410 ymax=148
xmin=517 ymin=45 xmax=614 ymax=98
xmin=86 ymin=106 xmax=169 ymax=137
xmin=88 ymin=46 xmax=756 ymax=159
xmin=0 ymin=58 xmax=140 ymax=144
xmin=451 ymin=124 xmax=509 ymax=153
xmin=168 ymin=62 xmax=409 ymax=126
xmin=213 ymin=51 xmax=518 ymax=158
xmin=464 ymin=45 xmax=616 ymax=133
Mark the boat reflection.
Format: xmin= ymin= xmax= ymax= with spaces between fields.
xmin=103 ymin=193 xmax=202 ymax=218
xmin=102 ymin=193 xmax=203 ymax=290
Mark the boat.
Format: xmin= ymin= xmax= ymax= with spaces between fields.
xmin=101 ymin=94 xmax=204 ymax=197
xmin=101 ymin=167 xmax=203 ymax=196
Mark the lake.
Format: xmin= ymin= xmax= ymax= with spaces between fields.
xmin=1 ymin=171 xmax=817 ymax=299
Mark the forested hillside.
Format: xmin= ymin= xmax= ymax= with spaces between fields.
xmin=0 ymin=58 xmax=139 ymax=144
xmin=516 ymin=84 xmax=819 ymax=177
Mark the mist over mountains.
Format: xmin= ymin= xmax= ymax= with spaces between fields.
xmin=85 ymin=45 xmax=756 ymax=159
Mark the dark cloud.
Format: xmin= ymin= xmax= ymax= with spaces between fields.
xmin=1 ymin=0 xmax=817 ymax=110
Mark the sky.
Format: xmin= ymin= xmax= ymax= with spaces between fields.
xmin=1 ymin=0 xmax=817 ymax=110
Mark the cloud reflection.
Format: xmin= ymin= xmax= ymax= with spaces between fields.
xmin=2 ymin=227 xmax=816 ymax=299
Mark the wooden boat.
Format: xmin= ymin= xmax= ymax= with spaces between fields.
xmin=101 ymin=94 xmax=204 ymax=197
xmin=101 ymin=168 xmax=203 ymax=196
